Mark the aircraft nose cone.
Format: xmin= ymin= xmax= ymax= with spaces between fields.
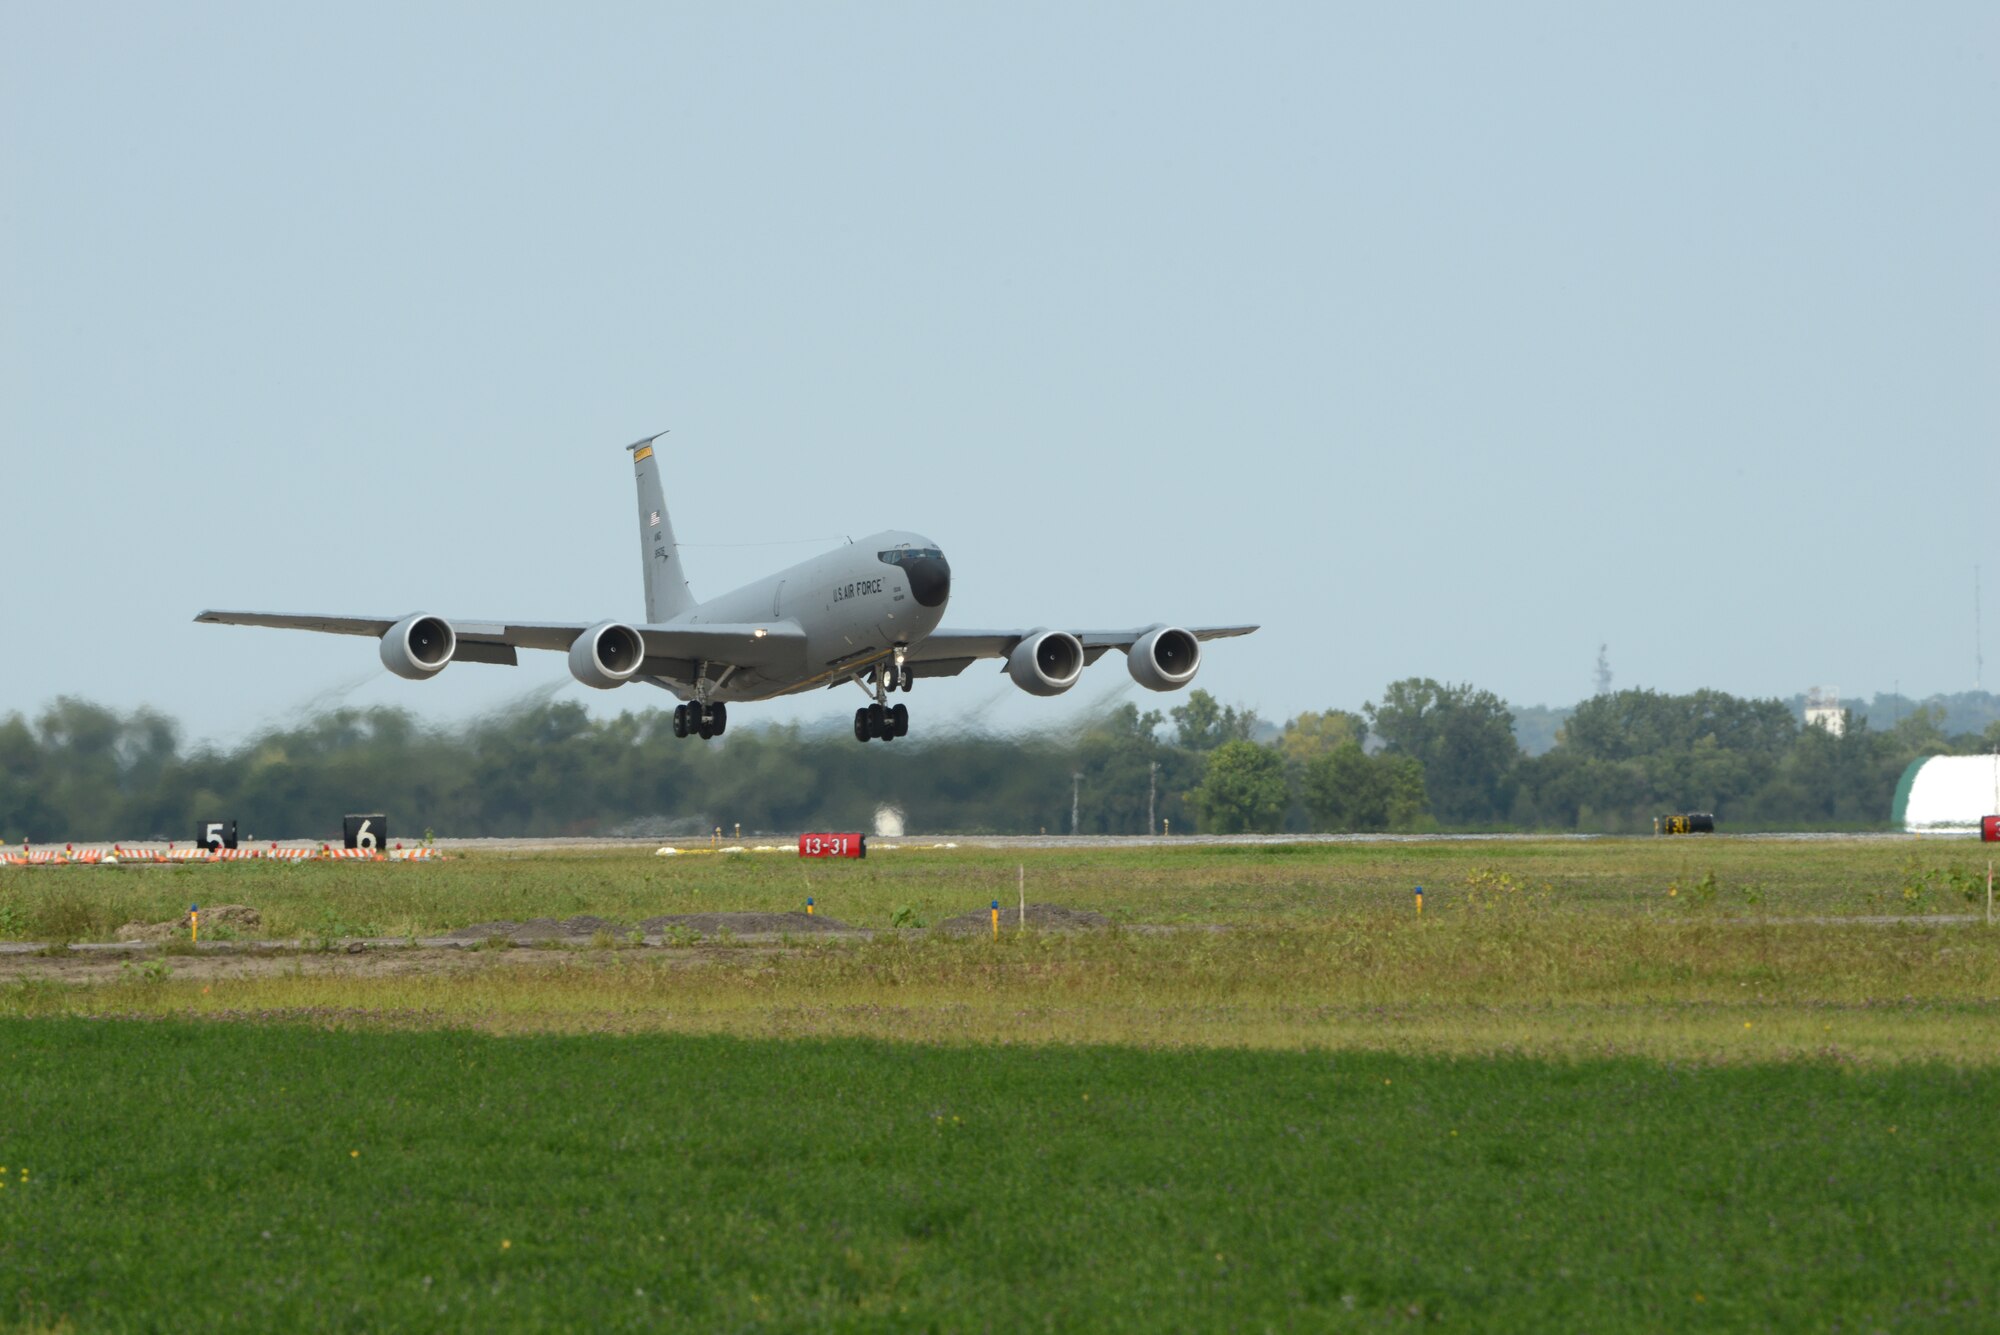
xmin=906 ymin=552 xmax=950 ymax=608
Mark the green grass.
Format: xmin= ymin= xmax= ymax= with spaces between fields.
xmin=2 ymin=838 xmax=1994 ymax=942
xmin=3 ymin=1020 xmax=1994 ymax=1331
xmin=12 ymin=916 xmax=2000 ymax=1063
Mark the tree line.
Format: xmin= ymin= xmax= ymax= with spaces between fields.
xmin=2 ymin=683 xmax=1996 ymax=842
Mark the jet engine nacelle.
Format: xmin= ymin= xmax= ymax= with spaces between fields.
xmin=1127 ymin=625 xmax=1202 ymax=692
xmin=379 ymin=613 xmax=456 ymax=681
xmin=568 ymin=620 xmax=646 ymax=690
xmin=1005 ymin=629 xmax=1085 ymax=696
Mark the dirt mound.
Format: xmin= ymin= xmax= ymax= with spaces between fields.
xmin=116 ymin=904 xmax=261 ymax=943
xmin=932 ymin=903 xmax=1114 ymax=934
xmin=638 ymin=911 xmax=852 ymax=936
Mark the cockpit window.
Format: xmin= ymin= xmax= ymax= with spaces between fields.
xmin=878 ymin=546 xmax=950 ymax=607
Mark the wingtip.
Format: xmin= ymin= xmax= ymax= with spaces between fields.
xmin=624 ymin=430 xmax=668 ymax=452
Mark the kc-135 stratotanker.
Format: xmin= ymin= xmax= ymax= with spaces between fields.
xmin=197 ymin=433 xmax=1257 ymax=742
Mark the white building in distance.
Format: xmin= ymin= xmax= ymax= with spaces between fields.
xmin=1804 ymin=686 xmax=1847 ymax=738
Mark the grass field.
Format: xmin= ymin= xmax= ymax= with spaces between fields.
xmin=8 ymin=915 xmax=2000 ymax=1063
xmin=6 ymin=839 xmax=1998 ymax=1328
xmin=5 ymin=1020 xmax=1996 ymax=1331
xmin=3 ymin=837 xmax=1995 ymax=941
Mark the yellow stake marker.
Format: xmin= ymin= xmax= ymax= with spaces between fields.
xmin=190 ymin=903 xmax=198 ymax=944
xmin=1414 ymin=886 xmax=1424 ymax=917
xmin=806 ymin=897 xmax=814 ymax=916
xmin=991 ymin=900 xmax=1000 ymax=940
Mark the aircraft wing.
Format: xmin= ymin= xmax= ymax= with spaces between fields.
xmin=194 ymin=611 xmax=807 ymax=676
xmin=907 ymin=624 xmax=1258 ymax=666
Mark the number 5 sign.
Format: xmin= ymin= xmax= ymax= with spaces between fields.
xmin=343 ymin=813 xmax=389 ymax=852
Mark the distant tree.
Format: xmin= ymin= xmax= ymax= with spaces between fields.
xmin=1275 ymin=709 xmax=1368 ymax=771
xmin=1188 ymin=740 xmax=1289 ymax=834
xmin=1301 ymin=743 xmax=1426 ymax=831
xmin=1885 ymin=704 xmax=1950 ymax=756
xmin=1171 ymin=690 xmax=1259 ymax=752
xmin=1561 ymin=689 xmax=1795 ymax=763
xmin=1070 ymin=704 xmax=1198 ymax=834
xmin=1365 ymin=679 xmax=1518 ymax=824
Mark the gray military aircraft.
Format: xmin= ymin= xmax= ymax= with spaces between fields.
xmin=198 ymin=433 xmax=1256 ymax=742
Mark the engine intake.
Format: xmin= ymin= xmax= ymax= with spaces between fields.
xmin=1127 ymin=625 xmax=1201 ymax=692
xmin=380 ymin=613 xmax=456 ymax=681
xmin=1006 ymin=629 xmax=1085 ymax=696
xmin=568 ymin=621 xmax=646 ymax=689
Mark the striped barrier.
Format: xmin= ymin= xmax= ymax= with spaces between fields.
xmin=7 ymin=847 xmax=435 ymax=865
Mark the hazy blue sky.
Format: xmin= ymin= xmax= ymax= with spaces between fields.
xmin=4 ymin=3 xmax=1994 ymax=743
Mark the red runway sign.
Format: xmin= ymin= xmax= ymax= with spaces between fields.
xmin=799 ymin=833 xmax=866 ymax=859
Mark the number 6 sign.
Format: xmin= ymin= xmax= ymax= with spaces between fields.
xmin=343 ymin=813 xmax=388 ymax=852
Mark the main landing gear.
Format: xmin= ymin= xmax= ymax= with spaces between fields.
xmin=672 ymin=701 xmax=727 ymax=740
xmin=853 ymin=652 xmax=913 ymax=743
xmin=855 ymin=701 xmax=909 ymax=742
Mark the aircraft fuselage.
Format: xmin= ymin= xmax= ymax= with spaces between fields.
xmin=673 ymin=530 xmax=948 ymax=702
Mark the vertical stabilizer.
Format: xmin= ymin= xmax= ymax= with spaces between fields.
xmin=628 ymin=433 xmax=697 ymax=622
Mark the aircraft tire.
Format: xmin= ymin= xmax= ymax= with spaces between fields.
xmin=697 ymin=717 xmax=714 ymax=740
xmin=854 ymin=709 xmax=871 ymax=743
xmin=890 ymin=703 xmax=909 ymax=737
xmin=711 ymin=703 xmax=727 ymax=735
xmin=672 ymin=705 xmax=689 ymax=738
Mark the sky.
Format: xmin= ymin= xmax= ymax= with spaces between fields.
xmin=3 ymin=3 xmax=1995 ymax=745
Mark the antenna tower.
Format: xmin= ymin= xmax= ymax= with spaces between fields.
xmin=1594 ymin=644 xmax=1612 ymax=697
xmin=1977 ymin=565 xmax=1984 ymax=692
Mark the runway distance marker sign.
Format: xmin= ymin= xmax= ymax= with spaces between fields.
xmin=799 ymin=833 xmax=866 ymax=859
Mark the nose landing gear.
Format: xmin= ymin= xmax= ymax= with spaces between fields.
xmin=853 ymin=651 xmax=912 ymax=742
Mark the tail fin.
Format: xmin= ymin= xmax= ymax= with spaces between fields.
xmin=628 ymin=432 xmax=697 ymax=621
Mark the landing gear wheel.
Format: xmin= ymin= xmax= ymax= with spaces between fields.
xmin=710 ymin=703 xmax=727 ymax=736
xmin=854 ymin=708 xmax=871 ymax=743
xmin=899 ymin=667 xmax=914 ymax=692
xmin=890 ymin=703 xmax=909 ymax=737
xmin=697 ymin=712 xmax=715 ymax=740
xmin=672 ymin=704 xmax=690 ymax=738
xmin=867 ymin=702 xmax=887 ymax=742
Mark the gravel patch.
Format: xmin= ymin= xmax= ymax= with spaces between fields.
xmin=638 ymin=911 xmax=851 ymax=936
xmin=932 ymin=903 xmax=1114 ymax=934
xmin=443 ymin=911 xmax=852 ymax=940
xmin=445 ymin=915 xmax=629 ymax=940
